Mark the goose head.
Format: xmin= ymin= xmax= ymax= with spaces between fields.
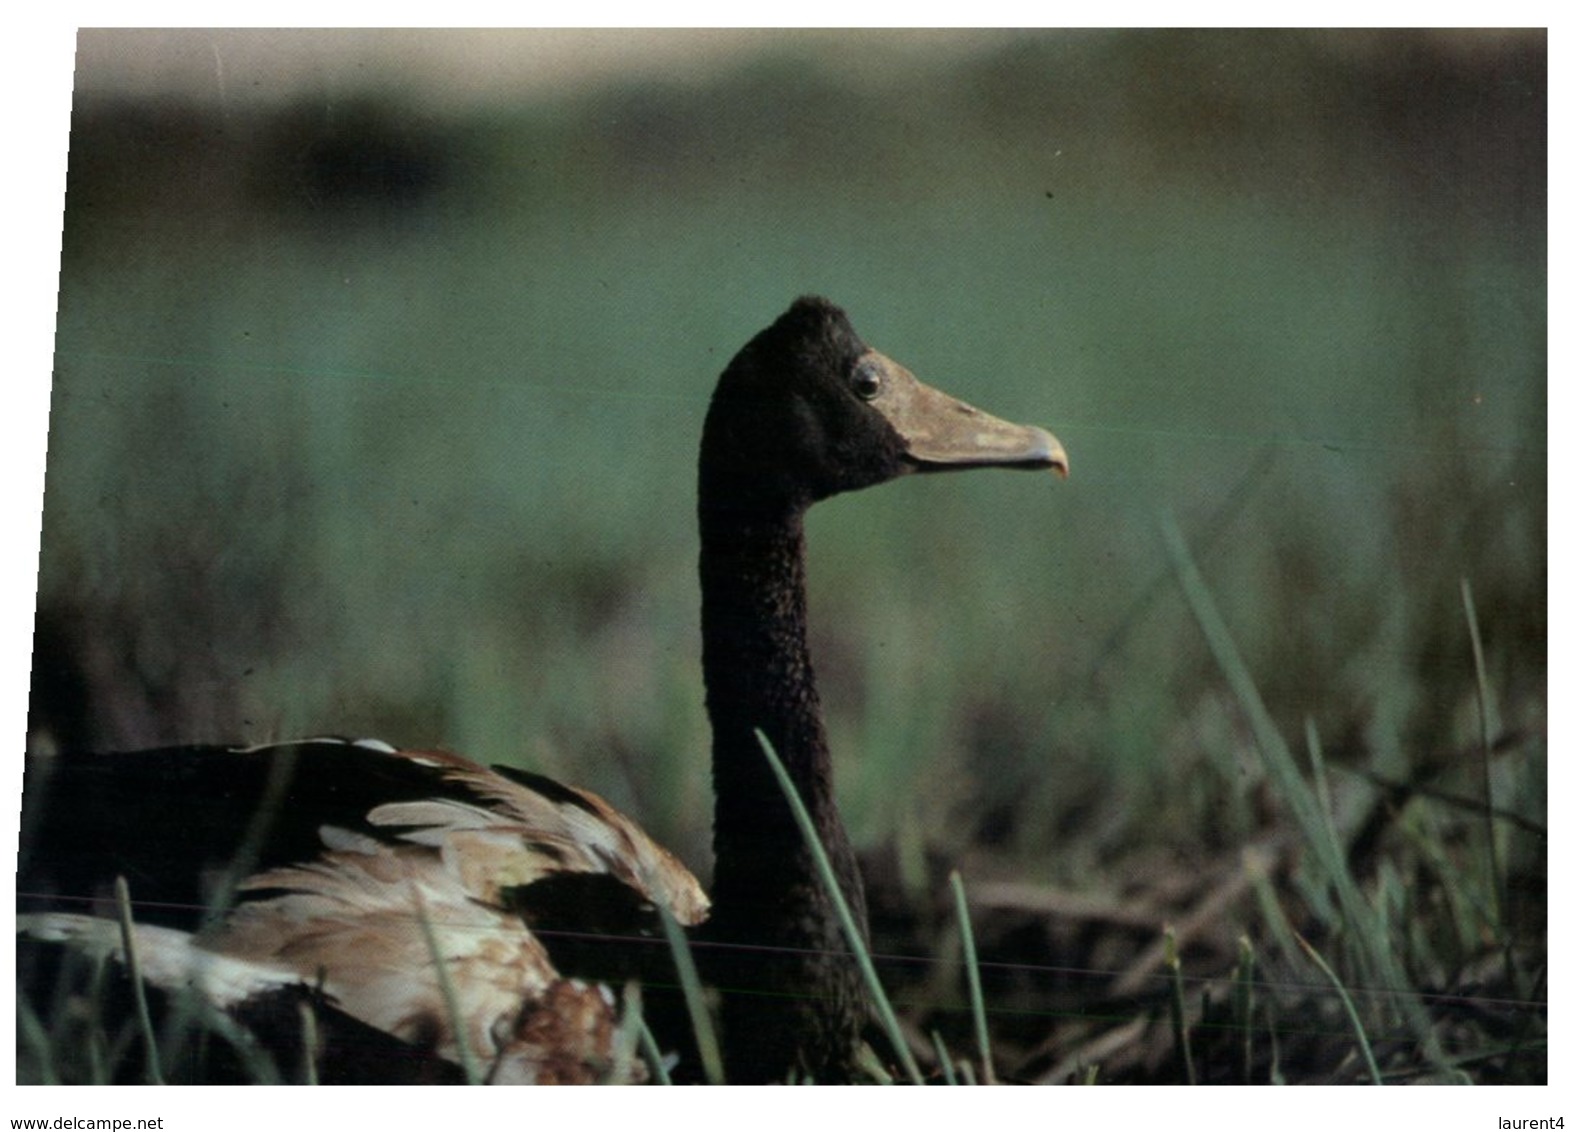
xmin=700 ymin=296 xmax=1067 ymax=516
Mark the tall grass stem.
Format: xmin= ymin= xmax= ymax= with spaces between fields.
xmin=1296 ymin=932 xmax=1384 ymax=1084
xmin=113 ymin=877 xmax=165 ymax=1085
xmin=756 ymin=729 xmax=926 ymax=1085
xmin=949 ymin=870 xmax=996 ymax=1084
xmin=411 ymin=888 xmax=481 ymax=1085
xmin=657 ymin=902 xmax=725 ymax=1084
xmin=297 ymin=1000 xmax=320 ymax=1085
xmin=1164 ymin=926 xmax=1196 ymax=1084
xmin=1460 ymin=577 xmax=1506 ymax=931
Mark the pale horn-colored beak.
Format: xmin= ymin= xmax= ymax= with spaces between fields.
xmin=861 ymin=351 xmax=1068 ymax=478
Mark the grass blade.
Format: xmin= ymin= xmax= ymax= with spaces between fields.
xmin=1268 ymin=1000 xmax=1285 ymax=1085
xmin=410 ymin=887 xmax=481 ymax=1085
xmin=157 ymin=746 xmax=303 ymax=1074
xmin=756 ymin=729 xmax=926 ymax=1085
xmin=949 ymin=870 xmax=995 ymax=1084
xmin=1162 ymin=518 xmax=1359 ymax=916
xmin=1233 ymin=935 xmax=1256 ymax=1084
xmin=16 ymin=995 xmax=59 ymax=1085
xmin=657 ymin=902 xmax=725 ymax=1084
xmin=931 ymin=1030 xmax=960 ymax=1085
xmin=637 ymin=1018 xmax=674 ymax=1085
xmin=297 ymin=1000 xmax=320 ymax=1085
xmin=1296 ymin=932 xmax=1384 ymax=1084
xmin=1460 ymin=577 xmax=1505 ymax=930
xmin=854 ymin=1042 xmax=896 ymax=1084
xmin=113 ymin=877 xmax=165 ymax=1085
xmin=609 ymin=980 xmax=642 ymax=1084
xmin=199 ymin=745 xmax=299 ymax=933
xmin=1164 ymin=926 xmax=1196 ymax=1084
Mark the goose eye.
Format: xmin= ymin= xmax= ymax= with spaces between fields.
xmin=851 ymin=365 xmax=883 ymax=401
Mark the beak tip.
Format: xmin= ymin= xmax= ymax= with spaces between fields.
xmin=1029 ymin=427 xmax=1069 ymax=479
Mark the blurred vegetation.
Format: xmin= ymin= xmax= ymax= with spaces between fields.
xmin=23 ymin=29 xmax=1544 ymax=1083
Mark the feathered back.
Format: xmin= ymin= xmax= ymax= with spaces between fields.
xmin=18 ymin=738 xmax=707 ymax=1083
xmin=365 ymin=748 xmax=709 ymax=924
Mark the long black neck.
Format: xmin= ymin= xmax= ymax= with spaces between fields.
xmin=697 ymin=497 xmax=870 ymax=1082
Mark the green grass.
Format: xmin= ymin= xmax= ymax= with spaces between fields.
xmin=21 ymin=30 xmax=1545 ymax=1084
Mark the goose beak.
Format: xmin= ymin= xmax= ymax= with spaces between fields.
xmin=863 ymin=352 xmax=1069 ymax=478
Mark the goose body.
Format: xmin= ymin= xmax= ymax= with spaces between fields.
xmin=19 ymin=738 xmax=706 ymax=1083
xmin=18 ymin=297 xmax=1065 ymax=1084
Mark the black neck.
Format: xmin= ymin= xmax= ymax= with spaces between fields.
xmin=697 ymin=498 xmax=869 ymax=1081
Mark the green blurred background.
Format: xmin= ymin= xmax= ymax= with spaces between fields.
xmin=24 ymin=28 xmax=1545 ymax=1078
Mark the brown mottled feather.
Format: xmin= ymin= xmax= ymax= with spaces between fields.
xmin=21 ymin=745 xmax=697 ymax=1082
xmin=221 ymin=836 xmax=553 ymax=1070
xmin=367 ymin=749 xmax=709 ymax=926
xmin=494 ymin=980 xmax=633 ymax=1085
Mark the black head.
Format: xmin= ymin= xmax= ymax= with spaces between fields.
xmin=699 ymin=297 xmax=1066 ymax=517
